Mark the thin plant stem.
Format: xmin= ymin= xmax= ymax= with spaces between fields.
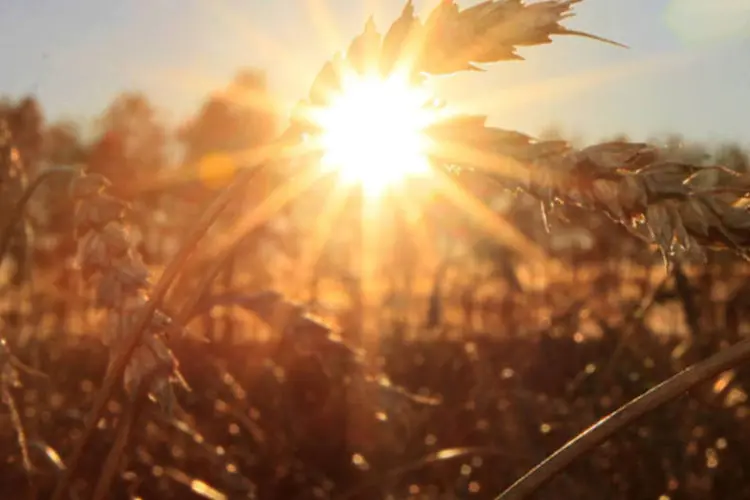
xmin=496 ymin=335 xmax=750 ymax=500
xmin=2 ymin=380 xmax=35 ymax=500
xmin=175 ymin=164 xmax=322 ymax=327
xmin=91 ymin=381 xmax=150 ymax=500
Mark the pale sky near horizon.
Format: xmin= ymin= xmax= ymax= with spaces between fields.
xmin=0 ymin=0 xmax=748 ymax=145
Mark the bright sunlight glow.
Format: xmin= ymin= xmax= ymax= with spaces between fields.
xmin=312 ymin=74 xmax=437 ymax=196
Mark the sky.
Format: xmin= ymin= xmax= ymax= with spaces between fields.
xmin=0 ymin=0 xmax=748 ymax=145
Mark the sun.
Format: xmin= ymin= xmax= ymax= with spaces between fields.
xmin=310 ymin=73 xmax=437 ymax=196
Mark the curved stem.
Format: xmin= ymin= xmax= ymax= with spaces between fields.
xmin=0 ymin=166 xmax=78 ymax=262
xmin=174 ymin=164 xmax=322 ymax=327
xmin=496 ymin=335 xmax=750 ymax=500
xmin=2 ymin=380 xmax=35 ymax=500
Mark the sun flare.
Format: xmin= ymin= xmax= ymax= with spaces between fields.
xmin=311 ymin=74 xmax=437 ymax=196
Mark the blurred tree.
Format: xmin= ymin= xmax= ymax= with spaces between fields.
xmin=91 ymin=92 xmax=168 ymax=198
xmin=537 ymin=123 xmax=583 ymax=148
xmin=715 ymin=142 xmax=749 ymax=172
xmin=179 ymin=98 xmax=234 ymax=166
xmin=88 ymin=131 xmax=128 ymax=195
xmin=607 ymin=132 xmax=631 ymax=142
xmin=538 ymin=124 xmax=565 ymax=142
xmin=179 ymin=68 xmax=277 ymax=167
xmin=35 ymin=121 xmax=88 ymax=249
xmin=43 ymin=121 xmax=88 ymax=166
xmin=656 ymin=133 xmax=710 ymax=164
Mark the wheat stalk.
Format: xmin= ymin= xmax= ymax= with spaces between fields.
xmin=427 ymin=119 xmax=750 ymax=263
xmin=289 ymin=0 xmax=623 ymax=136
xmin=290 ymin=1 xmax=750 ymax=269
xmin=68 ymin=172 xmax=189 ymax=411
xmin=52 ymin=129 xmax=303 ymax=499
xmin=43 ymin=170 xmax=194 ymax=497
xmin=495 ymin=337 xmax=750 ymax=499
xmin=51 ymin=129 xmax=305 ymax=498
xmin=49 ymin=170 xmax=235 ymax=498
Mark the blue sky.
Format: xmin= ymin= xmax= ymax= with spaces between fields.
xmin=1 ymin=0 xmax=748 ymax=144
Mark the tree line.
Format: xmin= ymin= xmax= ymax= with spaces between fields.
xmin=1 ymin=68 xmax=278 ymax=201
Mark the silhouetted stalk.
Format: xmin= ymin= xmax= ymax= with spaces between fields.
xmin=174 ymin=164 xmax=321 ymax=328
xmin=219 ymin=254 xmax=235 ymax=345
xmin=91 ymin=380 xmax=150 ymax=500
xmin=2 ymin=380 xmax=35 ymax=500
xmin=496 ymin=335 xmax=750 ymax=500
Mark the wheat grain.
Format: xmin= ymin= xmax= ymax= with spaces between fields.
xmin=427 ymin=118 xmax=750 ymax=262
xmin=67 ymin=172 xmax=187 ymax=412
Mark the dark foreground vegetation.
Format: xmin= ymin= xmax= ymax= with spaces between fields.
xmin=3 ymin=192 xmax=750 ymax=499
xmin=3 ymin=273 xmax=750 ymax=500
